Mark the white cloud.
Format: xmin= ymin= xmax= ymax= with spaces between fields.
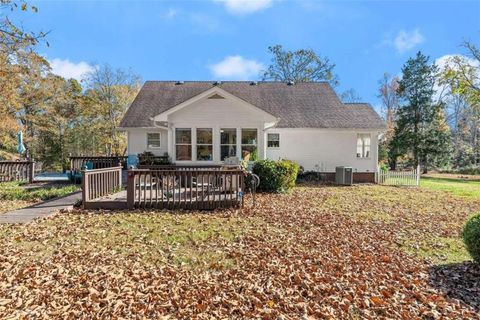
xmin=164 ymin=8 xmax=178 ymax=19
xmin=214 ymin=0 xmax=274 ymax=15
xmin=49 ymin=58 xmax=93 ymax=81
xmin=161 ymin=8 xmax=220 ymax=33
xmin=393 ymin=29 xmax=425 ymax=54
xmin=209 ymin=55 xmax=264 ymax=79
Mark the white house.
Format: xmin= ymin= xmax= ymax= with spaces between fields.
xmin=119 ymin=81 xmax=385 ymax=183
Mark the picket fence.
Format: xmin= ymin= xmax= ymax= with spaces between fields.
xmin=377 ymin=165 xmax=420 ymax=186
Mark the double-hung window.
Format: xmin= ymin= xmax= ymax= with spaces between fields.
xmin=147 ymin=132 xmax=161 ymax=149
xmin=220 ymin=128 xmax=237 ymax=161
xmin=175 ymin=128 xmax=192 ymax=161
xmin=356 ymin=133 xmax=371 ymax=158
xmin=241 ymin=129 xmax=257 ymax=161
xmin=196 ymin=128 xmax=213 ymax=161
xmin=267 ymin=133 xmax=280 ymax=148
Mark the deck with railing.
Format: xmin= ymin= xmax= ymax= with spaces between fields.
xmin=0 ymin=161 xmax=35 ymax=183
xmin=82 ymin=165 xmax=246 ymax=210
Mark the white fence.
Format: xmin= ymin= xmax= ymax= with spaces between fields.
xmin=377 ymin=165 xmax=420 ymax=186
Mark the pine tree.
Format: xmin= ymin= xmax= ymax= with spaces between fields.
xmin=390 ymin=51 xmax=452 ymax=172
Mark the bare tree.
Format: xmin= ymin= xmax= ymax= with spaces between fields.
xmin=84 ymin=64 xmax=141 ymax=155
xmin=340 ymin=88 xmax=362 ymax=103
xmin=377 ymin=73 xmax=400 ymax=142
xmin=262 ymin=45 xmax=338 ymax=85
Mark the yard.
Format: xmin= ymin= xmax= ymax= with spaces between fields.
xmin=0 ymin=177 xmax=479 ymax=318
xmin=0 ymin=181 xmax=79 ymax=214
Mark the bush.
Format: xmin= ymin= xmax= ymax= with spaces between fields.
xmin=138 ymin=151 xmax=171 ymax=165
xmin=379 ymin=162 xmax=390 ymax=171
xmin=462 ymin=214 xmax=480 ymax=263
xmin=252 ymin=159 xmax=299 ymax=192
xmin=440 ymin=165 xmax=480 ymax=176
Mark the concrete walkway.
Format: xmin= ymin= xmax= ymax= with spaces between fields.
xmin=0 ymin=190 xmax=82 ymax=224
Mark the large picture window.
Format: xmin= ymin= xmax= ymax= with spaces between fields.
xmin=147 ymin=132 xmax=161 ymax=148
xmin=357 ymin=133 xmax=371 ymax=158
xmin=175 ymin=128 xmax=192 ymax=161
xmin=220 ymin=128 xmax=237 ymax=161
xmin=241 ymin=129 xmax=257 ymax=161
xmin=196 ymin=128 xmax=213 ymax=161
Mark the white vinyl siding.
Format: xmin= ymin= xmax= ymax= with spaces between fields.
xmin=265 ymin=129 xmax=378 ymax=172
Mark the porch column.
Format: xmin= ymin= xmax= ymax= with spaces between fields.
xmin=236 ymin=128 xmax=242 ymax=160
xmin=168 ymin=125 xmax=174 ymax=162
xmin=259 ymin=127 xmax=266 ymax=160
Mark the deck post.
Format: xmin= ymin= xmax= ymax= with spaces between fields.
xmin=28 ymin=161 xmax=35 ymax=183
xmin=127 ymin=170 xmax=135 ymax=209
xmin=82 ymin=170 xmax=89 ymax=209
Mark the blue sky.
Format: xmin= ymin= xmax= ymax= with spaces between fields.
xmin=9 ymin=0 xmax=480 ymax=109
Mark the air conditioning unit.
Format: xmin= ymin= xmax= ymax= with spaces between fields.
xmin=336 ymin=166 xmax=353 ymax=185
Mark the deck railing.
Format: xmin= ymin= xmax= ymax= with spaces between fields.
xmin=0 ymin=161 xmax=35 ymax=183
xmin=70 ymin=156 xmax=128 ymax=172
xmin=126 ymin=168 xmax=245 ymax=210
xmin=82 ymin=166 xmax=123 ymax=208
xmin=137 ymin=164 xmax=240 ymax=170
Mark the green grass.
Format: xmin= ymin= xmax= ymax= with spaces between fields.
xmin=421 ymin=176 xmax=480 ymax=199
xmin=1 ymin=213 xmax=261 ymax=269
xmin=402 ymin=236 xmax=471 ymax=264
xmin=0 ymin=181 xmax=79 ymax=202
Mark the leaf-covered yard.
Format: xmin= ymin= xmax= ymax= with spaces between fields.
xmin=0 ymin=182 xmax=479 ymax=319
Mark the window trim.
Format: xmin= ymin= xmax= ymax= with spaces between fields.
xmin=175 ymin=128 xmax=193 ymax=161
xmin=146 ymin=132 xmax=162 ymax=149
xmin=241 ymin=128 xmax=258 ymax=161
xmin=267 ymin=133 xmax=280 ymax=149
xmin=356 ymin=133 xmax=371 ymax=159
xmin=220 ymin=128 xmax=237 ymax=161
xmin=196 ymin=128 xmax=213 ymax=161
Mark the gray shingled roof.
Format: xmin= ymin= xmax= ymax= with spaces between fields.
xmin=120 ymin=81 xmax=386 ymax=129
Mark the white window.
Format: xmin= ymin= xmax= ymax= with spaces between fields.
xmin=267 ymin=133 xmax=280 ymax=148
xmin=196 ymin=128 xmax=213 ymax=161
xmin=241 ymin=129 xmax=257 ymax=161
xmin=175 ymin=128 xmax=192 ymax=161
xmin=220 ymin=128 xmax=237 ymax=161
xmin=357 ymin=134 xmax=371 ymax=158
xmin=147 ymin=132 xmax=161 ymax=148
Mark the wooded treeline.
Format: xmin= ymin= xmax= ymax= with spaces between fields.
xmin=378 ymin=45 xmax=480 ymax=173
xmin=0 ymin=0 xmax=141 ymax=171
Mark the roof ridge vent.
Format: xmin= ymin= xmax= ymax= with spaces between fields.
xmin=250 ymin=81 xmax=258 ymax=86
xmin=287 ymin=80 xmax=295 ymax=86
xmin=175 ymin=81 xmax=184 ymax=85
xmin=213 ymin=81 xmax=222 ymax=86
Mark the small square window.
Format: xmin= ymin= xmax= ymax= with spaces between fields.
xmin=147 ymin=133 xmax=161 ymax=148
xmin=267 ymin=133 xmax=280 ymax=148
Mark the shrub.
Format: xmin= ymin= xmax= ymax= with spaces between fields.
xmin=252 ymin=159 xmax=299 ymax=192
xmin=138 ymin=151 xmax=171 ymax=165
xmin=379 ymin=162 xmax=390 ymax=171
xmin=462 ymin=213 xmax=480 ymax=263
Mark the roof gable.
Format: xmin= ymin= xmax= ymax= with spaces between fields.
xmin=152 ymin=86 xmax=278 ymax=122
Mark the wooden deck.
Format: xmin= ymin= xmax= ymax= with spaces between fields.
xmin=86 ymin=188 xmax=243 ymax=210
xmin=82 ymin=167 xmax=245 ymax=210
